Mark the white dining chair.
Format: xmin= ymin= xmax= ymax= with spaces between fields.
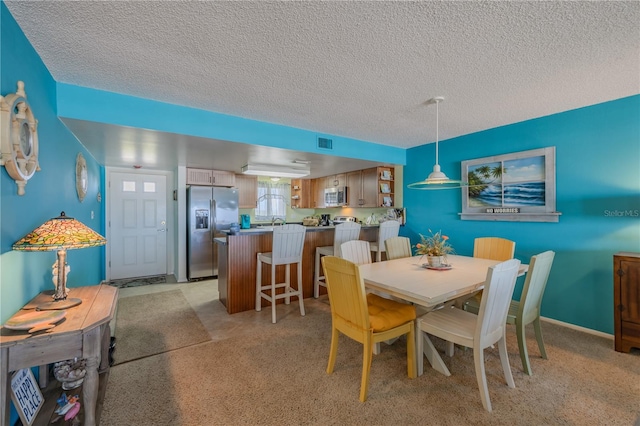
xmin=340 ymin=240 xmax=372 ymax=265
xmin=369 ymin=220 xmax=400 ymax=262
xmin=255 ymin=224 xmax=306 ymax=324
xmin=416 ymin=258 xmax=521 ymax=412
xmin=314 ymin=222 xmax=361 ymax=298
xmin=465 ymin=250 xmax=555 ymax=375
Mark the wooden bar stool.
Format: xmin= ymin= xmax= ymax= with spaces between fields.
xmin=256 ymin=224 xmax=307 ymax=323
xmin=314 ymin=222 xmax=361 ymax=298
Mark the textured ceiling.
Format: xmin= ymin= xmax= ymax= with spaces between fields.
xmin=5 ymin=1 xmax=640 ymax=171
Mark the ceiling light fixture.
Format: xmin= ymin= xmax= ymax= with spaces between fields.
xmin=407 ymin=96 xmax=467 ymax=190
xmin=241 ymin=163 xmax=310 ymax=178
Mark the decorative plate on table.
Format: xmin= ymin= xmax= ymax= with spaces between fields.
xmin=4 ymin=310 xmax=66 ymax=333
xmin=422 ymin=263 xmax=453 ymax=271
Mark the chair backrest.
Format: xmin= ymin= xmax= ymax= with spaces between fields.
xmin=473 ymin=237 xmax=516 ymax=261
xmin=333 ymin=222 xmax=362 ymax=258
xmin=384 ymin=236 xmax=412 ymax=260
xmin=475 ymin=258 xmax=521 ymax=348
xmin=518 ymin=251 xmax=555 ymax=323
xmin=377 ymin=220 xmax=401 ymax=248
xmin=321 ymin=256 xmax=369 ymax=331
xmin=340 ymin=240 xmax=372 ymax=265
xmin=271 ymin=224 xmax=306 ymax=265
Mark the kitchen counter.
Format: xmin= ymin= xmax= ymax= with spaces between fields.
xmin=225 ymin=223 xmax=382 ymax=234
xmin=216 ymin=225 xmax=381 ymax=314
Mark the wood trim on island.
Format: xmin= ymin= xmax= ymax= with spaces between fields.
xmin=216 ymin=227 xmax=379 ymax=314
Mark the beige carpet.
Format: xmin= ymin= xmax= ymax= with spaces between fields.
xmin=113 ymin=290 xmax=211 ymax=364
xmin=102 ymin=296 xmax=640 ymax=425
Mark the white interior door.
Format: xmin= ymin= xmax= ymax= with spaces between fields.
xmin=109 ymin=172 xmax=167 ymax=279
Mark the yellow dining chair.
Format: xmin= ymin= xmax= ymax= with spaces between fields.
xmin=458 ymin=237 xmax=516 ymax=309
xmin=384 ymin=236 xmax=412 ymax=260
xmin=321 ymin=256 xmax=416 ymax=402
xmin=417 ymin=258 xmax=521 ymax=412
xmin=465 ymin=250 xmax=555 ymax=375
xmin=474 ymin=237 xmax=516 ymax=261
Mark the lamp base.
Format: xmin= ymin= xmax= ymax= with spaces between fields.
xmin=36 ymin=298 xmax=82 ymax=311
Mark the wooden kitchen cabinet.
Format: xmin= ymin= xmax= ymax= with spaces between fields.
xmin=312 ymin=178 xmax=325 ymax=208
xmin=347 ymin=168 xmax=378 ymax=207
xmin=614 ymin=252 xmax=640 ymax=352
xmin=324 ymin=173 xmax=346 ymax=188
xmin=187 ymin=168 xmax=236 ymax=187
xmin=187 ymin=168 xmax=213 ymax=185
xmin=291 ymin=179 xmax=312 ymax=209
xmin=346 ymin=170 xmax=363 ymax=207
xmin=235 ymin=174 xmax=257 ymax=208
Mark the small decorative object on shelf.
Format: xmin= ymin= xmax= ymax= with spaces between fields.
xmin=54 ymin=393 xmax=81 ymax=423
xmin=414 ymin=229 xmax=454 ymax=267
xmin=53 ymin=358 xmax=87 ymax=390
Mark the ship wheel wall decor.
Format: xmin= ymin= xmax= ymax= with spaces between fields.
xmin=1 ymin=81 xmax=41 ymax=195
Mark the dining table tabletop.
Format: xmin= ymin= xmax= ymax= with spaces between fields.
xmin=358 ymin=254 xmax=528 ymax=376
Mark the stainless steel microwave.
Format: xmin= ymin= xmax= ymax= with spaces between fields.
xmin=324 ymin=186 xmax=348 ymax=207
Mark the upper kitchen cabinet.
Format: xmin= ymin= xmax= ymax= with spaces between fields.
xmin=187 ymin=168 xmax=236 ymax=187
xmin=324 ymin=173 xmax=346 ymax=188
xmin=291 ymin=179 xmax=312 ymax=209
xmin=235 ymin=174 xmax=258 ymax=208
xmin=347 ymin=168 xmax=378 ymax=207
xmin=377 ymin=166 xmax=394 ymax=207
xmin=312 ymin=178 xmax=325 ymax=208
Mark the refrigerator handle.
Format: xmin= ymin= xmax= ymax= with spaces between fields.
xmin=211 ymin=199 xmax=217 ymax=235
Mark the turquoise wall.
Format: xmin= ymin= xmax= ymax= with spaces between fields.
xmin=1 ymin=3 xmax=106 ymax=324
xmin=404 ymin=95 xmax=640 ymax=334
xmin=55 ymin=83 xmax=406 ymax=166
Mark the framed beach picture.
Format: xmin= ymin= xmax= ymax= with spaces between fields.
xmin=459 ymin=147 xmax=561 ymax=222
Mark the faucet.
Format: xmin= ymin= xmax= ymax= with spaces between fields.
xmin=271 ymin=217 xmax=286 ymax=226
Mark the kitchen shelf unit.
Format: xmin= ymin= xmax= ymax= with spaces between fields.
xmin=291 ymin=179 xmax=312 ymax=209
xmin=377 ymin=166 xmax=394 ymax=207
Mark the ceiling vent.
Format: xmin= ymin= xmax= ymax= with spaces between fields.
xmin=317 ymin=137 xmax=333 ymax=150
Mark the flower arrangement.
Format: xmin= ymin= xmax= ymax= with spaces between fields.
xmin=414 ymin=229 xmax=454 ymax=258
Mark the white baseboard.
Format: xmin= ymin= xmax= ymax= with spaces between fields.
xmin=541 ymin=316 xmax=613 ymax=340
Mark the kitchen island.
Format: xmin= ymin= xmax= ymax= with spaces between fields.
xmin=215 ymin=225 xmax=380 ymax=314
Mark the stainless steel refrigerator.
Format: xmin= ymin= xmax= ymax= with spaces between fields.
xmin=187 ymin=186 xmax=239 ymax=280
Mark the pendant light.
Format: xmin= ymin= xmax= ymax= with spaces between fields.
xmin=407 ymin=96 xmax=467 ymax=189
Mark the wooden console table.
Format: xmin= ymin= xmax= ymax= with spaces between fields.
xmin=1 ymin=285 xmax=117 ymax=426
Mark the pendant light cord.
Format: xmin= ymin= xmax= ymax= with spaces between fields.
xmin=435 ymin=100 xmax=439 ymax=166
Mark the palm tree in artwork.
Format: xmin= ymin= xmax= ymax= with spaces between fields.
xmin=468 ymin=165 xmax=505 ymax=197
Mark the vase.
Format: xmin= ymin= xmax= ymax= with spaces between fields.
xmin=426 ymin=255 xmax=445 ymax=268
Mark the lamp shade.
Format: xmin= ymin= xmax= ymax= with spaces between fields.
xmin=13 ymin=211 xmax=106 ymax=251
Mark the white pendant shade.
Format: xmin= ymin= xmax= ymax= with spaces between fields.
xmin=407 ymin=96 xmax=467 ymax=190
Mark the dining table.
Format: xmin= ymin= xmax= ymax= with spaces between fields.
xmin=358 ymin=254 xmax=528 ymax=376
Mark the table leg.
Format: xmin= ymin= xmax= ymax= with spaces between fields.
xmin=421 ymin=333 xmax=451 ymax=376
xmin=82 ymin=328 xmax=101 ymax=426
xmin=1 ymin=348 xmax=9 ymax=426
